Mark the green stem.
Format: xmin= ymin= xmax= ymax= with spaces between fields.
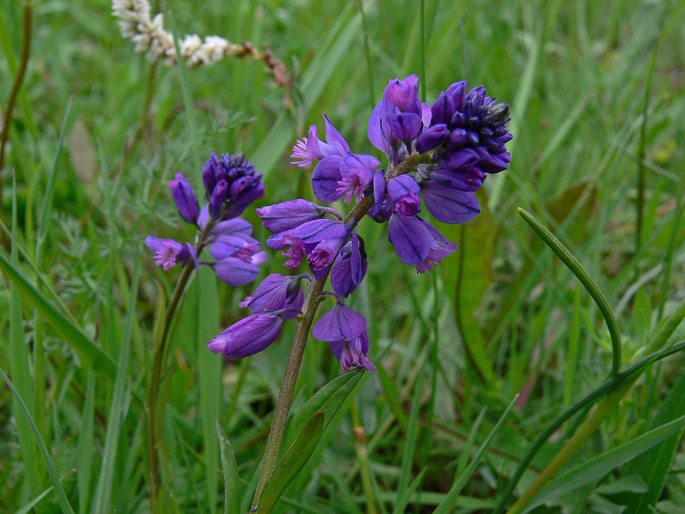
xmin=493 ymin=339 xmax=685 ymax=514
xmin=253 ymin=153 xmax=429 ymax=510
xmin=518 ymin=208 xmax=622 ymax=376
xmin=0 ymin=0 xmax=32 ymax=198
xmin=499 ymin=297 xmax=685 ymax=514
xmin=147 ymin=221 xmax=213 ymax=510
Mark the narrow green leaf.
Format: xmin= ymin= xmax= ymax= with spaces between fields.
xmin=433 ymin=395 xmax=518 ymax=514
xmin=0 ymin=248 xmax=117 ymax=380
xmin=91 ymin=257 xmax=140 ymax=514
xmin=619 ymin=371 xmax=685 ymax=512
xmin=216 ymin=422 xmax=240 ymax=514
xmin=198 ymin=268 xmax=221 ymax=514
xmin=77 ymin=370 xmax=96 ymax=514
xmin=392 ymin=467 xmax=428 ymax=514
xmin=280 ymin=368 xmax=364 ymax=458
xmin=396 ymin=356 xmax=427 ymax=505
xmin=14 ymin=471 xmax=74 ymax=514
xmin=257 ymin=412 xmax=325 ymax=513
xmin=0 ymin=368 xmax=76 ymax=514
xmin=9 ymin=174 xmax=41 ymax=494
xmin=518 ymin=207 xmax=622 ymax=376
xmin=596 ymin=475 xmax=648 ymax=496
xmin=522 ymin=415 xmax=685 ymax=513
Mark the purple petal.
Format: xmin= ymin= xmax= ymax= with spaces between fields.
xmin=207 ymin=313 xmax=283 ymax=359
xmin=312 ymin=302 xmax=366 ymax=342
xmin=323 ymin=114 xmax=350 ymax=156
xmin=421 ymin=182 xmax=481 ymax=224
xmin=211 ymin=218 xmax=254 ymax=238
xmin=312 ymin=155 xmax=344 ymax=203
xmin=387 ymin=214 xmax=433 ymax=265
xmin=213 ymin=257 xmax=260 ymax=286
xmin=368 ymin=101 xmax=394 ymax=159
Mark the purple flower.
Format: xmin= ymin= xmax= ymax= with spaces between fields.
xmin=202 ymin=152 xmax=265 ymax=220
xmin=330 ymin=332 xmax=377 ymax=372
xmin=387 ymin=214 xmax=456 ymax=269
xmin=312 ymin=153 xmax=381 ymax=204
xmin=387 ymin=175 xmax=422 ymax=218
xmin=207 ymin=313 xmax=284 ymax=359
xmin=256 ymin=199 xmax=342 ymax=234
xmin=331 ymin=234 xmax=367 ymax=297
xmin=168 ymin=173 xmax=200 ymax=224
xmin=240 ymin=273 xmax=308 ymax=319
xmin=145 ymin=236 xmax=191 ymax=271
xmin=210 ymin=234 xmax=266 ymax=286
xmin=209 ymin=217 xmax=254 ymax=239
xmin=312 ymin=297 xmax=367 ymax=343
xmin=291 ymin=115 xmax=351 ymax=167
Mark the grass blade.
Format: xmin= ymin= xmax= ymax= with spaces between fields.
xmin=0 ymin=368 xmax=76 ymax=514
xmin=521 ymin=414 xmax=685 ymax=513
xmin=91 ymin=256 xmax=140 ymax=514
xmin=433 ymin=395 xmax=518 ymax=514
xmin=216 ymin=422 xmax=240 ymax=514
xmin=77 ymin=370 xmax=96 ymax=514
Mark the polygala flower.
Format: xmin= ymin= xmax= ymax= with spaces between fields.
xmin=207 ymin=313 xmax=284 ymax=359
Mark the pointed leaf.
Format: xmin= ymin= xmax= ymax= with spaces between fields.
xmin=216 ymin=422 xmax=240 ymax=514
xmin=280 ymin=368 xmax=364 ymax=457
xmin=257 ymin=412 xmax=325 ymax=513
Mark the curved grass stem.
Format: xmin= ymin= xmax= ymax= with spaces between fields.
xmin=518 ymin=208 xmax=622 ymax=376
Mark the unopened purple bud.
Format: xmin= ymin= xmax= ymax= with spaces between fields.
xmin=331 ymin=234 xmax=367 ymax=297
xmin=207 ymin=313 xmax=283 ymax=359
xmin=213 ymin=257 xmax=261 ymax=286
xmin=211 ymin=218 xmax=254 ymax=239
xmin=209 ymin=179 xmax=229 ymax=217
xmin=416 ymin=124 xmax=449 ymax=154
xmin=243 ymin=273 xmax=307 ymax=319
xmin=385 ymin=75 xmax=422 ymax=115
xmin=256 ymin=199 xmax=342 ymax=234
xmin=446 ymin=80 xmax=468 ymax=110
xmin=431 ymin=92 xmax=456 ymax=126
xmin=168 ymin=173 xmax=200 ymax=224
xmin=386 ymin=112 xmax=423 ymax=145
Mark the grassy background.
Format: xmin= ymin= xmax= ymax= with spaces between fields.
xmin=1 ymin=0 xmax=685 ymax=512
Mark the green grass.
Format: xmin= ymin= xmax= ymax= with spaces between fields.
xmin=1 ymin=0 xmax=685 ymax=513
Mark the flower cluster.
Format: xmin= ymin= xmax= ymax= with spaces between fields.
xmin=207 ymin=75 xmax=511 ymax=372
xmin=146 ymin=152 xmax=265 ymax=286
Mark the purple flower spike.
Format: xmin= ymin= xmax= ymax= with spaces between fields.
xmin=330 ymin=332 xmax=376 ymax=372
xmin=208 ymin=313 xmax=284 ymax=359
xmin=313 ymin=298 xmax=366 ymax=343
xmin=145 ymin=236 xmax=191 ymax=271
xmin=242 ymin=273 xmax=308 ymax=319
xmin=331 ymin=234 xmax=367 ymax=297
xmin=256 ymin=199 xmax=342 ymax=234
xmin=420 ymin=180 xmax=481 ymax=224
xmin=168 ymin=173 xmax=200 ymax=224
xmin=416 ymin=124 xmax=449 ymax=154
xmin=202 ymin=152 xmax=264 ymax=220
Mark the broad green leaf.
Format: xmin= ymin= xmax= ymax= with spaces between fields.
xmin=618 ymin=371 xmax=685 ymax=513
xmin=257 ymin=412 xmax=325 ymax=513
xmin=589 ymin=495 xmax=627 ymax=514
xmin=0 ymin=248 xmax=117 ymax=380
xmin=216 ymin=422 xmax=240 ymax=514
xmin=631 ymin=287 xmax=652 ymax=344
xmin=280 ymin=368 xmax=364 ymax=458
xmin=442 ymin=189 xmax=496 ymax=384
xmin=595 ymin=475 xmax=648 ymax=496
xmin=521 ymin=414 xmax=685 ymax=513
xmin=0 ymin=369 xmax=76 ymax=514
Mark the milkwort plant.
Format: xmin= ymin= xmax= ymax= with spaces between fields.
xmin=143 ymin=151 xmax=265 ymax=509
xmin=205 ymin=74 xmax=512 ymax=510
